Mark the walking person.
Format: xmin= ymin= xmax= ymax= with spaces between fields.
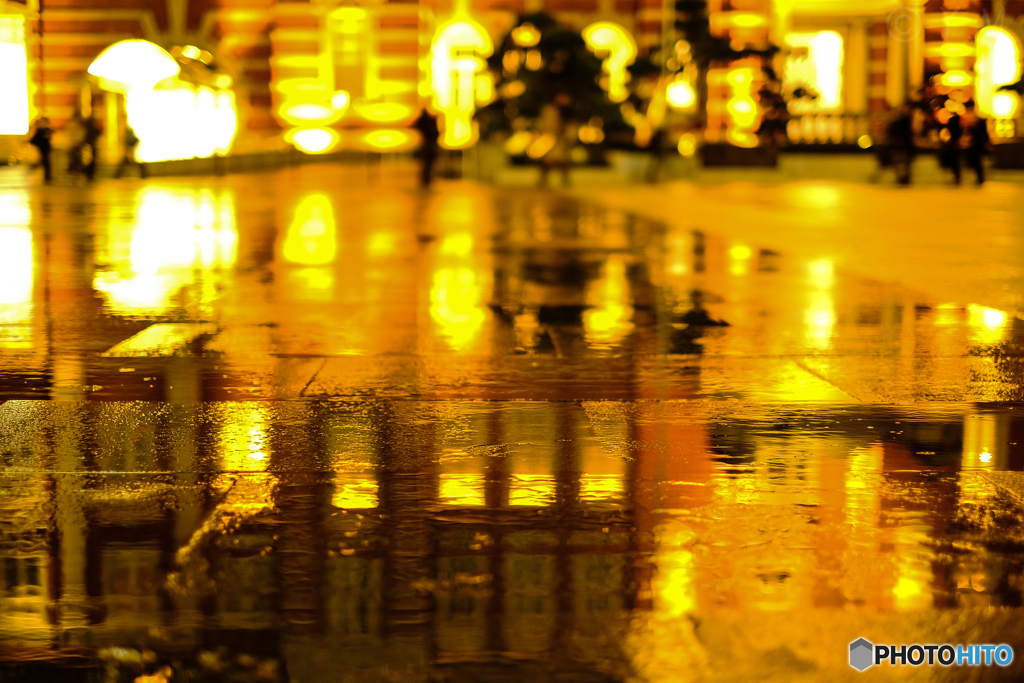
xmin=939 ymin=107 xmax=963 ymax=185
xmin=886 ymin=103 xmax=915 ymax=185
xmin=413 ymin=108 xmax=440 ymax=188
xmin=82 ymin=116 xmax=102 ymax=181
xmin=28 ymin=117 xmax=53 ymax=184
xmin=115 ymin=126 xmax=146 ymax=179
xmin=960 ymin=101 xmax=991 ymax=185
xmin=537 ymin=95 xmax=574 ymax=188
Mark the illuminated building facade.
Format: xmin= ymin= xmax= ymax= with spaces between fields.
xmin=1 ymin=0 xmax=1023 ymax=162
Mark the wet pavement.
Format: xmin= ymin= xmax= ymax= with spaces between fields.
xmin=3 ymin=162 xmax=1024 ymax=681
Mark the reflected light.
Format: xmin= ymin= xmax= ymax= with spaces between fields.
xmin=283 ymin=194 xmax=337 ymax=266
xmin=582 ymin=22 xmax=637 ymax=103
xmin=508 ymin=474 xmax=556 ymax=506
xmin=0 ymin=227 xmax=33 ymax=327
xmin=287 ymin=127 xmax=339 ymax=154
xmin=785 ymin=32 xmax=844 ymax=112
xmin=431 ymin=267 xmax=486 ymax=350
xmin=579 ymin=474 xmax=624 ymax=501
xmin=967 ymin=304 xmax=1008 ymax=345
xmin=584 ymin=256 xmax=634 ymax=348
xmin=94 ymin=189 xmax=237 ymax=316
xmin=333 ymin=476 xmax=378 ymax=509
xmin=439 ymin=473 xmax=486 ymax=506
xmin=87 ymin=40 xmax=180 ymax=92
xmin=0 ymin=16 xmax=31 ymax=135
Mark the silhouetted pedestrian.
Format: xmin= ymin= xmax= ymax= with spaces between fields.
xmin=28 ymin=117 xmax=53 ymax=183
xmin=413 ymin=109 xmax=440 ymax=187
xmin=961 ymin=101 xmax=991 ymax=185
xmin=115 ymin=126 xmax=146 ymax=179
xmin=82 ymin=116 xmax=102 ymax=181
xmin=886 ymin=103 xmax=915 ymax=185
xmin=939 ymin=109 xmax=963 ymax=185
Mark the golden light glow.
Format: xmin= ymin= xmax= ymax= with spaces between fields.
xmin=279 ymin=103 xmax=338 ymax=125
xmin=331 ymin=90 xmax=351 ymax=110
xmin=94 ymin=189 xmax=236 ymax=316
xmin=511 ymin=23 xmax=541 ymax=48
xmin=355 ymin=102 xmax=415 ymax=123
xmin=582 ymin=22 xmax=637 ymax=104
xmin=0 ymin=227 xmax=33 ymax=327
xmin=925 ymin=42 xmax=975 ymax=59
xmin=584 ymin=255 xmax=634 ymax=349
xmin=508 ymin=474 xmax=556 ymax=506
xmin=0 ymin=16 xmax=31 ymax=135
xmin=711 ymin=66 xmax=760 ymax=148
xmin=967 ymin=304 xmax=1008 ymax=345
xmin=654 ymin=521 xmax=697 ymax=615
xmin=439 ymin=473 xmax=486 ymax=506
xmin=666 ymin=76 xmax=697 ymax=110
xmin=938 ymin=70 xmax=973 ymax=87
xmin=677 ymin=133 xmax=697 ymax=157
xmin=360 ymin=128 xmax=414 ymax=151
xmin=976 ymin=27 xmax=1023 ymax=121
xmin=286 ymin=127 xmax=340 ymax=154
xmin=333 ymin=476 xmax=378 ymax=509
xmin=526 ymin=133 xmax=556 ymax=159
xmin=125 ymin=82 xmax=238 ymax=162
xmin=431 ymin=19 xmax=494 ymax=149
xmin=785 ymin=32 xmax=844 ymax=113
xmin=430 ymin=267 xmax=486 ymax=350
xmin=283 ymin=194 xmax=337 ymax=266
xmin=87 ymin=40 xmax=180 ymax=93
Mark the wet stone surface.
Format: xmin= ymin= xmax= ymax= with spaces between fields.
xmin=1 ymin=163 xmax=1024 ymax=681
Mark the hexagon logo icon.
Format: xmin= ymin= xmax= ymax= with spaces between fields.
xmin=850 ymin=638 xmax=874 ymax=671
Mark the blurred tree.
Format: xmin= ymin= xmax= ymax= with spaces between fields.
xmin=476 ymin=13 xmax=630 ymax=155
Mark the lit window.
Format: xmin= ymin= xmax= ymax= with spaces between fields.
xmin=0 ymin=15 xmax=31 ymax=135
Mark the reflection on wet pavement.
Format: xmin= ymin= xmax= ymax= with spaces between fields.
xmin=2 ymin=163 xmax=1024 ymax=681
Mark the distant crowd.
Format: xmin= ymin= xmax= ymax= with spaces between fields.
xmin=26 ymin=114 xmax=144 ymax=184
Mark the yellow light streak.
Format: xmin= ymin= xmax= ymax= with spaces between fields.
xmin=0 ymin=16 xmax=31 ymax=135
xmin=431 ymin=19 xmax=494 ymax=149
xmin=582 ymin=22 xmax=637 ymax=104
xmin=333 ymin=475 xmax=378 ymax=509
xmin=354 ymin=102 xmax=415 ymax=123
xmin=360 ymin=128 xmax=414 ymax=151
xmin=283 ymin=194 xmax=337 ymax=266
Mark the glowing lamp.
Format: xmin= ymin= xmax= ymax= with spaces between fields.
xmin=287 ymin=128 xmax=339 ymax=154
xmin=666 ymin=78 xmax=696 ymax=110
xmin=0 ymin=16 xmax=31 ymax=135
xmin=677 ymin=133 xmax=697 ymax=157
xmin=431 ymin=19 xmax=493 ymax=149
xmin=511 ymin=23 xmax=541 ymax=48
xmin=992 ymin=92 xmax=1020 ymax=119
xmin=976 ymin=27 xmax=1023 ymax=120
xmin=280 ymin=103 xmax=338 ymax=125
xmin=582 ymin=22 xmax=637 ymax=103
xmin=331 ymin=90 xmax=350 ymax=110
xmin=88 ymin=40 xmax=180 ymax=93
xmin=355 ymin=102 xmax=415 ymax=123
xmin=361 ymin=129 xmax=413 ymax=151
